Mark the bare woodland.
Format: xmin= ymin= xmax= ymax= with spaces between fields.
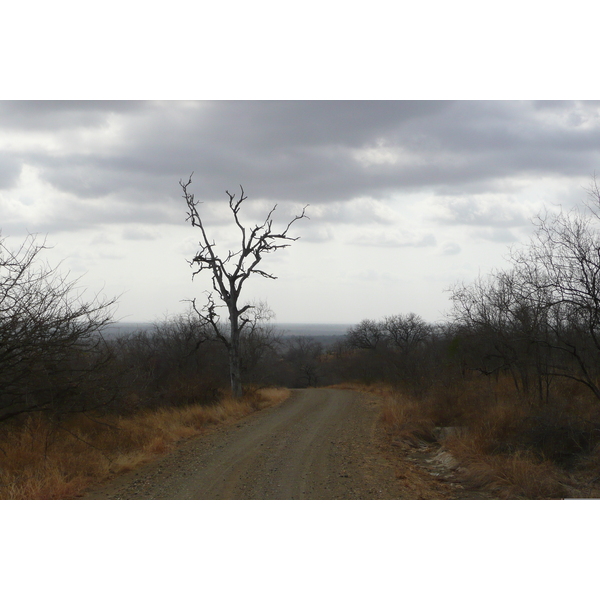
xmin=3 ymin=177 xmax=600 ymax=498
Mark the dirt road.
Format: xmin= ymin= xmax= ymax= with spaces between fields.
xmin=85 ymin=388 xmax=413 ymax=500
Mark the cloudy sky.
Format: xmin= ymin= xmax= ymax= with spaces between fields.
xmin=2 ymin=100 xmax=600 ymax=324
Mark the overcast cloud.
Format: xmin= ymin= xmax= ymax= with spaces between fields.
xmin=2 ymin=100 xmax=600 ymax=324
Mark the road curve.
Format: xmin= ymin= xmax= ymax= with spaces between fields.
xmin=85 ymin=389 xmax=406 ymax=500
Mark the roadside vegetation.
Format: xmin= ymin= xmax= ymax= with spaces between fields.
xmin=326 ymin=339 xmax=600 ymax=498
xmin=331 ymin=179 xmax=600 ymax=498
xmin=5 ymin=178 xmax=600 ymax=499
xmin=0 ymin=387 xmax=289 ymax=500
xmin=0 ymin=233 xmax=305 ymax=500
xmin=0 ymin=232 xmax=291 ymax=499
xmin=375 ymin=377 xmax=600 ymax=499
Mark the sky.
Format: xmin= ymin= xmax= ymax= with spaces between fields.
xmin=2 ymin=100 xmax=600 ymax=324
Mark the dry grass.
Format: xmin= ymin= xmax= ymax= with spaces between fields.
xmin=329 ymin=381 xmax=396 ymax=397
xmin=442 ymin=436 xmax=567 ymax=499
xmin=376 ymin=374 xmax=600 ymax=499
xmin=380 ymin=395 xmax=437 ymax=446
xmin=0 ymin=387 xmax=290 ymax=500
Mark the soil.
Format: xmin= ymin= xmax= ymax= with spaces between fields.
xmin=83 ymin=388 xmax=494 ymax=500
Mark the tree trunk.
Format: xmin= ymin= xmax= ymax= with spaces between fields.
xmin=229 ymin=308 xmax=243 ymax=398
xmin=229 ymin=345 xmax=243 ymax=397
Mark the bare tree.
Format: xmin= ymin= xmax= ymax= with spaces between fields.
xmin=110 ymin=310 xmax=226 ymax=409
xmin=383 ymin=313 xmax=432 ymax=353
xmin=346 ymin=319 xmax=385 ymax=350
xmin=508 ymin=179 xmax=600 ymax=399
xmin=449 ymin=269 xmax=554 ymax=399
xmin=0 ymin=233 xmax=117 ymax=423
xmin=284 ymin=336 xmax=323 ymax=387
xmin=180 ymin=175 xmax=308 ymax=397
xmin=238 ymin=301 xmax=283 ymax=383
xmin=450 ymin=176 xmax=600 ymax=402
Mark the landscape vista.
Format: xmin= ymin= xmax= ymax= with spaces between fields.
xmin=4 ymin=101 xmax=600 ymax=503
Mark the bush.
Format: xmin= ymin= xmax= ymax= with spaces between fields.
xmin=0 ymin=233 xmax=116 ymax=424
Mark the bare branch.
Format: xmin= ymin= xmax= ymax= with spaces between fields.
xmin=0 ymin=232 xmax=118 ymax=423
xmin=181 ymin=176 xmax=308 ymax=396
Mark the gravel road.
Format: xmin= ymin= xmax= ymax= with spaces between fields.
xmin=84 ymin=388 xmax=409 ymax=500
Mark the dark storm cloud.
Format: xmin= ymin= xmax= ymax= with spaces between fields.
xmin=19 ymin=195 xmax=177 ymax=235
xmin=0 ymin=101 xmax=147 ymax=131
xmin=32 ymin=152 xmax=163 ymax=200
xmin=4 ymin=100 xmax=600 ymax=233
xmin=83 ymin=100 xmax=453 ymax=203
xmin=194 ymin=101 xmax=446 ymax=149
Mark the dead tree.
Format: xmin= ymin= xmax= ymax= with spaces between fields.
xmin=180 ymin=175 xmax=308 ymax=397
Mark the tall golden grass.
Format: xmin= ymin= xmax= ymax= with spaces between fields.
xmin=374 ymin=375 xmax=600 ymax=499
xmin=0 ymin=387 xmax=289 ymax=500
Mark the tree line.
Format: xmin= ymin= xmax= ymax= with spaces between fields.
xmin=340 ymin=179 xmax=600 ymax=407
xmin=4 ymin=176 xmax=600 ymax=428
xmin=449 ymin=177 xmax=600 ymax=405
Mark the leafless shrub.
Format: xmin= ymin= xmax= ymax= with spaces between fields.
xmin=282 ymin=336 xmax=324 ymax=387
xmin=456 ymin=451 xmax=567 ymax=499
xmin=108 ymin=311 xmax=227 ymax=410
xmin=0 ymin=233 xmax=117 ymax=424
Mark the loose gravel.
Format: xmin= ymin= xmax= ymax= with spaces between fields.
xmin=84 ymin=389 xmax=411 ymax=500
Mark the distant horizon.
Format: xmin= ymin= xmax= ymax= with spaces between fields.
xmin=103 ymin=321 xmax=354 ymax=341
xmin=113 ymin=320 xmax=356 ymax=326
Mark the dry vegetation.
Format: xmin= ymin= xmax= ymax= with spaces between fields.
xmin=372 ymin=376 xmax=600 ymax=499
xmin=0 ymin=387 xmax=289 ymax=500
xmin=6 ymin=178 xmax=600 ymax=501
